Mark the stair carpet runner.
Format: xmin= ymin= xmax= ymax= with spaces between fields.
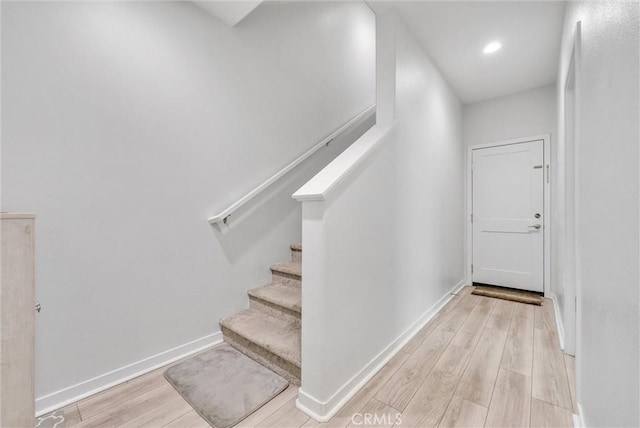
xmin=219 ymin=244 xmax=302 ymax=385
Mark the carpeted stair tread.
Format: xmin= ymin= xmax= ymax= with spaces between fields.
xmin=248 ymin=283 xmax=301 ymax=314
xmin=270 ymin=262 xmax=302 ymax=279
xmin=220 ymin=309 xmax=301 ymax=367
xmin=290 ymin=244 xmax=302 ymax=263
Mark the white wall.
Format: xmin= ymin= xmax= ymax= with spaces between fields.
xmin=557 ymin=2 xmax=639 ymax=426
xmin=394 ymin=14 xmax=465 ymax=334
xmin=463 ymin=84 xmax=556 ymax=147
xmin=296 ymin=126 xmax=400 ymax=419
xmin=295 ymin=10 xmax=464 ymax=420
xmin=1 ymin=1 xmax=375 ymax=411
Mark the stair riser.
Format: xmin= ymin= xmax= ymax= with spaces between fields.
xmin=221 ymin=327 xmax=300 ymax=385
xmin=249 ymin=296 xmax=301 ymax=326
xmin=272 ymin=271 xmax=301 ymax=287
xmin=291 ymin=249 xmax=302 ymax=263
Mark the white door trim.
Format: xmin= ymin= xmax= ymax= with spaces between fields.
xmin=562 ymin=21 xmax=582 ymax=359
xmin=466 ymin=134 xmax=552 ymax=296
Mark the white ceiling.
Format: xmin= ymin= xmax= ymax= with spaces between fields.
xmin=390 ymin=1 xmax=567 ymax=104
xmin=193 ymin=1 xmax=262 ymax=26
xmin=195 ymin=1 xmax=565 ymax=104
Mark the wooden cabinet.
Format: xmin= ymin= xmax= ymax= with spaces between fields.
xmin=1 ymin=213 xmax=35 ymax=428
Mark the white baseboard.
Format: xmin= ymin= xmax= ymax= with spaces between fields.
xmin=35 ymin=332 xmax=222 ymax=416
xmin=573 ymin=403 xmax=585 ymax=427
xmin=548 ymin=292 xmax=566 ymax=351
xmin=450 ymin=280 xmax=467 ymax=295
xmin=296 ymin=280 xmax=466 ymax=422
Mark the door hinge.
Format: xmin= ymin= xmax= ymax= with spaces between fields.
xmin=471 ymin=213 xmax=473 ymax=223
xmin=546 ymin=165 xmax=550 ymax=183
xmin=471 ymin=264 xmax=474 ymax=274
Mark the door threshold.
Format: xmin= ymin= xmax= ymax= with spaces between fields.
xmin=472 ymin=282 xmax=544 ymax=297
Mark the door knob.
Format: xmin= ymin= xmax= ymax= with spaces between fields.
xmin=528 ymin=224 xmax=542 ymax=230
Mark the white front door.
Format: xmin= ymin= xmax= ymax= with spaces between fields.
xmin=472 ymin=140 xmax=544 ymax=292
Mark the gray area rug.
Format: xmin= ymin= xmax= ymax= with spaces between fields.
xmin=165 ymin=344 xmax=289 ymax=428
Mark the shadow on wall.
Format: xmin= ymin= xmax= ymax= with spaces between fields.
xmin=213 ymin=114 xmax=376 ymax=264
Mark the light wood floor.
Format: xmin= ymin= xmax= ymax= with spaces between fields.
xmin=51 ymin=286 xmax=576 ymax=427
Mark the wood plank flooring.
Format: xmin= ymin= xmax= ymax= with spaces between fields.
xmin=46 ymin=287 xmax=575 ymax=427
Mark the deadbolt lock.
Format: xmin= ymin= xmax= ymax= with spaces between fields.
xmin=534 ymin=213 xmax=541 ymax=218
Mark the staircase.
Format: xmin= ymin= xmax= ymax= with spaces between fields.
xmin=219 ymin=244 xmax=302 ymax=384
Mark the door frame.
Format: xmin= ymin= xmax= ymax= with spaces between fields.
xmin=465 ymin=134 xmax=552 ymax=297
xmin=561 ymin=21 xmax=581 ymax=358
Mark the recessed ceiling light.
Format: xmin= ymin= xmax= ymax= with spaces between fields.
xmin=483 ymin=41 xmax=502 ymax=54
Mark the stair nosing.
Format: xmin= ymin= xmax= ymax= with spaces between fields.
xmin=219 ymin=309 xmax=300 ymax=367
xmin=270 ymin=262 xmax=302 ymax=278
xmin=248 ymin=283 xmax=301 ymax=314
